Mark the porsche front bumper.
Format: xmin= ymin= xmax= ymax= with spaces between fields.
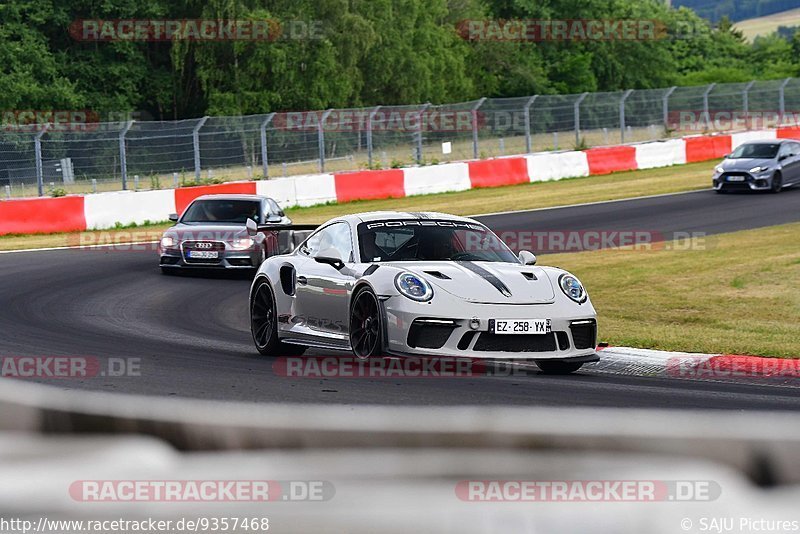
xmin=383 ymin=297 xmax=598 ymax=361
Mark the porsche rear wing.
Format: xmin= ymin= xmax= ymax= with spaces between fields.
xmin=246 ymin=220 xmax=320 ymax=253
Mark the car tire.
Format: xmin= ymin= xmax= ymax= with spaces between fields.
xmin=250 ymin=278 xmax=306 ymax=357
xmin=771 ymin=172 xmax=783 ymax=193
xmin=349 ymin=286 xmax=383 ymax=359
xmin=535 ymin=360 xmax=584 ymax=375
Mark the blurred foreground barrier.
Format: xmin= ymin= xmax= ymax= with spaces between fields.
xmin=1 ymin=377 xmax=800 ymax=485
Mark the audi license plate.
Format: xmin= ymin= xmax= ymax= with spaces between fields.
xmin=188 ymin=250 xmax=219 ymax=259
xmin=490 ymin=319 xmax=550 ymax=335
xmin=727 ymin=176 xmax=746 ymax=182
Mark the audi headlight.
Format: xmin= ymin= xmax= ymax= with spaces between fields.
xmin=559 ymin=273 xmax=587 ymax=303
xmin=395 ymin=272 xmax=433 ymax=302
xmin=749 ymin=166 xmax=770 ymax=174
xmin=714 ymin=166 xmax=724 ymax=174
xmin=230 ymin=237 xmax=254 ymax=250
xmin=160 ymin=236 xmax=176 ymax=248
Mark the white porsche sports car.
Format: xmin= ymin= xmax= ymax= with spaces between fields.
xmin=247 ymin=211 xmax=598 ymax=374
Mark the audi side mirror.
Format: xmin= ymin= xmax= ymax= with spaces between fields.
xmin=168 ymin=213 xmax=179 ymax=222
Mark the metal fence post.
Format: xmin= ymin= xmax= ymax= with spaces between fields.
xmin=574 ymin=93 xmax=588 ymax=147
xmin=193 ymin=116 xmax=209 ymax=181
xmin=743 ymin=80 xmax=755 ymax=130
xmin=34 ymin=127 xmax=48 ymax=197
xmin=367 ymin=106 xmax=381 ymax=168
xmin=619 ymin=89 xmax=633 ymax=143
xmin=702 ymin=83 xmax=716 ymax=130
xmin=318 ymin=109 xmax=333 ymax=173
xmin=779 ymin=78 xmax=791 ymax=124
xmin=663 ymin=86 xmax=677 ymax=130
xmin=472 ymin=97 xmax=486 ymax=159
xmin=415 ymin=103 xmax=431 ymax=164
xmin=260 ymin=113 xmax=275 ymax=179
xmin=119 ymin=120 xmax=134 ymax=191
xmin=524 ymin=95 xmax=538 ymax=153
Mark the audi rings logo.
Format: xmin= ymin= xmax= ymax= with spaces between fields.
xmin=194 ymin=242 xmax=214 ymax=249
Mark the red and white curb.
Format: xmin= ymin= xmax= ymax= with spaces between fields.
xmin=594 ymin=346 xmax=800 ymax=385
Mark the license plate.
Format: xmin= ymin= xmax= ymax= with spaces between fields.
xmin=727 ymin=176 xmax=746 ymax=182
xmin=188 ymin=250 xmax=219 ymax=259
xmin=490 ymin=319 xmax=550 ymax=335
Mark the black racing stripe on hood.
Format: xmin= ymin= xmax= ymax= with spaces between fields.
xmin=456 ymin=261 xmax=512 ymax=298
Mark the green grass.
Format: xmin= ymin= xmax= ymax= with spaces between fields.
xmin=0 ymin=160 xmax=715 ymax=251
xmin=546 ymin=222 xmax=800 ymax=358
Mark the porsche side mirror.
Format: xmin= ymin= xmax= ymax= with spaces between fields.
xmin=168 ymin=213 xmax=179 ymax=222
xmin=246 ymin=218 xmax=258 ymax=237
xmin=519 ymin=250 xmax=537 ymax=265
xmin=779 ymin=154 xmax=790 ymax=161
xmin=315 ymin=248 xmax=344 ymax=269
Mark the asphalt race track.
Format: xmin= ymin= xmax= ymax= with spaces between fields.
xmin=2 ymin=188 xmax=799 ymax=409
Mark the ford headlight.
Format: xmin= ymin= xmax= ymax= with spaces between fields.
xmin=559 ymin=273 xmax=587 ymax=303
xmin=714 ymin=166 xmax=724 ymax=174
xmin=230 ymin=237 xmax=254 ymax=250
xmin=160 ymin=236 xmax=176 ymax=248
xmin=749 ymin=166 xmax=769 ymax=174
xmin=395 ymin=272 xmax=433 ymax=302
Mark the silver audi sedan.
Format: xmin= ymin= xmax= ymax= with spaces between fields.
xmin=158 ymin=194 xmax=292 ymax=273
xmin=713 ymin=139 xmax=800 ymax=193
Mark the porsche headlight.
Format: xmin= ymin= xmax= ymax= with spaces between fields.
xmin=230 ymin=237 xmax=254 ymax=250
xmin=160 ymin=236 xmax=176 ymax=248
xmin=749 ymin=166 xmax=769 ymax=174
xmin=559 ymin=273 xmax=587 ymax=303
xmin=395 ymin=272 xmax=433 ymax=302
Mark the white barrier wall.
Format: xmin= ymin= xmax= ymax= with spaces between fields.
xmin=403 ymin=163 xmax=471 ymax=196
xmin=84 ymin=190 xmax=176 ymax=229
xmin=292 ymin=173 xmax=337 ymax=207
xmin=256 ymin=177 xmax=299 ymax=208
xmin=634 ymin=139 xmax=687 ymax=169
xmin=526 ymin=151 xmax=590 ymax=182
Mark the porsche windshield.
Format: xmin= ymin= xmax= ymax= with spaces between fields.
xmin=729 ymin=143 xmax=780 ymax=159
xmin=358 ymin=220 xmax=519 ymax=263
xmin=181 ymin=200 xmax=260 ymax=224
